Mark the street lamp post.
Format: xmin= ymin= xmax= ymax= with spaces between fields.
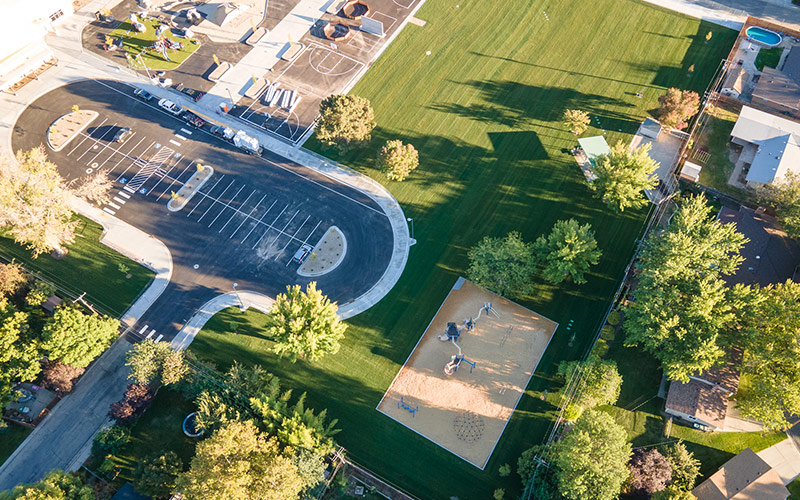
xmin=232 ymin=282 xmax=245 ymax=311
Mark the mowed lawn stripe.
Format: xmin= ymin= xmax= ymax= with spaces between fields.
xmin=192 ymin=0 xmax=737 ymax=498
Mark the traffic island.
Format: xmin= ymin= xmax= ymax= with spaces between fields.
xmin=46 ymin=110 xmax=98 ymax=152
xmin=298 ymin=226 xmax=346 ymax=277
xmin=167 ymin=163 xmax=214 ymax=212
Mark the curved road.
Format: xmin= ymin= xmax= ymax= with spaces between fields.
xmin=13 ymin=79 xmax=394 ymax=340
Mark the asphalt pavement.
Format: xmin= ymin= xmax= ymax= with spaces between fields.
xmin=12 ymin=78 xmax=394 ymax=341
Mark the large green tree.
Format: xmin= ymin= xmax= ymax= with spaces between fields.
xmin=557 ymin=358 xmax=622 ymax=421
xmin=176 ymin=420 xmax=304 ymax=500
xmin=657 ymin=88 xmax=700 ymax=130
xmin=591 ymin=141 xmax=659 ymax=212
xmin=41 ymin=306 xmax=120 ymax=368
xmin=624 ymin=195 xmax=747 ymax=381
xmin=264 ymin=282 xmax=346 ymax=363
xmin=736 ymin=281 xmax=800 ymax=431
xmin=467 ymin=232 xmax=535 ymax=298
xmin=126 ymin=340 xmax=187 ymax=386
xmin=0 ymin=299 xmax=40 ymax=404
xmin=134 ymin=451 xmax=183 ymax=499
xmin=0 ymin=470 xmax=94 ymax=500
xmin=378 ymin=140 xmax=419 ymax=181
xmin=549 ymin=409 xmax=631 ymax=500
xmin=663 ymin=441 xmax=700 ymax=490
xmin=757 ymin=170 xmax=800 ymax=239
xmin=316 ymin=94 xmax=375 ymax=152
xmin=533 ymin=219 xmax=602 ymax=284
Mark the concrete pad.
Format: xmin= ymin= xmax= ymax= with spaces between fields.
xmin=757 ymin=438 xmax=800 ymax=485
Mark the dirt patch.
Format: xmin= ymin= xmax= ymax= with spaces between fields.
xmin=377 ymin=279 xmax=558 ymax=469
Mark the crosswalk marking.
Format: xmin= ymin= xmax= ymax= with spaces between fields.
xmin=139 ymin=325 xmax=148 ymax=334
xmin=103 ymin=208 xmax=115 ymax=215
xmin=180 ymin=128 xmax=193 ymax=135
xmin=146 ymin=329 xmax=156 ymax=339
xmin=113 ymin=197 xmax=126 ymax=205
xmin=108 ymin=202 xmax=121 ymax=210
xmin=118 ymin=191 xmax=131 ymax=199
xmin=155 ymin=334 xmax=164 ymax=342
xmin=124 ymin=186 xmax=136 ymax=193
xmin=175 ymin=134 xmax=187 ymax=141
xmin=169 ymin=139 xmax=181 ymax=146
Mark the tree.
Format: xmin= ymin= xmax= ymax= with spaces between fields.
xmin=467 ymin=232 xmax=535 ymax=298
xmin=624 ymin=195 xmax=747 ymax=382
xmin=0 ymin=299 xmax=39 ymax=404
xmin=92 ymin=425 xmax=130 ymax=456
xmin=550 ymin=410 xmax=631 ymax=500
xmin=591 ymin=141 xmax=659 ymax=212
xmin=557 ymin=358 xmax=622 ymax=420
xmin=736 ymin=280 xmax=800 ymax=430
xmin=25 ymin=280 xmax=56 ymax=307
xmin=264 ymin=282 xmax=346 ymax=363
xmin=517 ymin=445 xmax=541 ymax=483
xmin=0 ymin=263 xmax=27 ymax=298
xmin=134 ymin=451 xmax=183 ymax=499
xmin=126 ymin=340 xmax=187 ymax=386
xmin=316 ymin=94 xmax=376 ymax=152
xmin=0 ymin=148 xmax=78 ymax=258
xmin=3 ymin=470 xmax=94 ymax=500
xmin=109 ymin=384 xmax=154 ymax=424
xmin=663 ymin=441 xmax=700 ymax=490
xmin=293 ymin=448 xmax=326 ymax=493
xmin=378 ymin=140 xmax=419 ymax=181
xmin=176 ymin=420 xmax=304 ymax=500
xmin=652 ymin=487 xmax=697 ymax=500
xmin=757 ymin=170 xmax=800 ymax=239
xmin=564 ymin=109 xmax=590 ymax=136
xmin=533 ymin=219 xmax=602 ymax=284
xmin=628 ymin=449 xmax=672 ymax=496
xmin=41 ymin=306 xmax=120 ymax=368
xmin=41 ymin=360 xmax=85 ymax=395
xmin=71 ymin=168 xmax=113 ymax=206
xmin=657 ymin=88 xmax=700 ymax=130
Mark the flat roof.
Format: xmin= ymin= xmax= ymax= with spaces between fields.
xmin=577 ymin=136 xmax=611 ymax=165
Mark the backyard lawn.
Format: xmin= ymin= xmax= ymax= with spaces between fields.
xmin=0 ymin=425 xmax=31 ymax=466
xmin=109 ymin=18 xmax=200 ymax=71
xmin=755 ymin=46 xmax=783 ymax=71
xmin=191 ymin=0 xmax=737 ymax=497
xmin=694 ymin=105 xmax=754 ymax=202
xmin=790 ymin=477 xmax=800 ymax=499
xmin=0 ymin=216 xmax=154 ymax=318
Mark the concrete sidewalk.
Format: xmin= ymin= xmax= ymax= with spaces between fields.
xmin=757 ymin=435 xmax=800 ymax=484
xmin=642 ymin=0 xmax=800 ymax=30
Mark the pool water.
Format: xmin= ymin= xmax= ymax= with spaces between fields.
xmin=747 ymin=26 xmax=782 ymax=46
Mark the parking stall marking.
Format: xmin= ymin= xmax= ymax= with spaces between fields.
xmin=207 ymin=184 xmax=246 ymax=229
xmin=251 ymin=204 xmax=288 ymax=250
xmin=218 ymin=189 xmax=256 ymax=233
xmin=74 ymin=122 xmax=118 ymax=162
xmin=156 ymin=157 xmax=197 ymax=201
xmin=147 ymin=155 xmax=192 ymax=198
xmin=277 ymin=214 xmax=311 ymax=260
xmin=67 ymin=117 xmax=108 ymax=156
xmin=116 ymin=140 xmax=156 ymax=181
xmin=197 ymin=180 xmax=235 ymax=222
xmin=230 ymin=193 xmax=268 ymax=240
xmin=286 ymin=219 xmax=324 ymax=266
xmin=256 ymin=209 xmax=298 ymax=251
xmin=241 ymin=199 xmax=277 ymax=244
xmin=186 ymin=175 xmax=225 ymax=216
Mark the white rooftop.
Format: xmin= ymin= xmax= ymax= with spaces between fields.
xmin=731 ymin=106 xmax=800 ymax=184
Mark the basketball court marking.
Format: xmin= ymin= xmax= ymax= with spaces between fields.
xmin=307 ymin=44 xmax=364 ymax=77
xmin=393 ymin=0 xmax=414 ymax=8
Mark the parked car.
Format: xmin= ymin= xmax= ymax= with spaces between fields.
xmin=181 ymin=87 xmax=205 ymax=102
xmin=292 ymin=244 xmax=313 ymax=264
xmin=158 ymin=98 xmax=183 ymax=115
xmin=184 ymin=113 xmax=204 ymax=128
xmin=210 ymin=125 xmax=234 ymax=141
xmin=113 ymin=127 xmax=133 ymax=143
xmin=133 ymin=88 xmax=154 ymax=101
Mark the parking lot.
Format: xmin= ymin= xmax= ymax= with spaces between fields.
xmin=13 ymin=79 xmax=394 ymax=340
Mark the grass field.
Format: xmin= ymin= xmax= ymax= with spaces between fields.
xmin=191 ymin=0 xmax=737 ymax=497
xmin=600 ymin=341 xmax=786 ymax=480
xmin=790 ymin=477 xmax=800 ymax=499
xmin=109 ymin=19 xmax=200 ymax=71
xmin=0 ymin=425 xmax=31 ymax=466
xmin=0 ymin=216 xmax=154 ymax=318
xmin=755 ymin=46 xmax=783 ymax=71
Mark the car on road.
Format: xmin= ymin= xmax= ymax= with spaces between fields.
xmin=183 ymin=112 xmax=204 ymax=128
xmin=158 ymin=98 xmax=183 ymax=116
xmin=113 ymin=127 xmax=133 ymax=143
xmin=133 ymin=88 xmax=154 ymax=101
xmin=210 ymin=124 xmax=234 ymax=140
xmin=292 ymin=244 xmax=313 ymax=265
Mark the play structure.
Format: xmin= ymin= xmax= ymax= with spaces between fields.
xmin=342 ymin=0 xmax=370 ymax=20
xmin=439 ymin=303 xmax=498 ymax=376
xmin=323 ymin=22 xmax=354 ymax=41
xmin=397 ymin=396 xmax=418 ymax=418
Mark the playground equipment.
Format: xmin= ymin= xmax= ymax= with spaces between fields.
xmin=398 ymin=396 xmax=418 ymax=417
xmin=440 ymin=303 xmax=499 ymax=376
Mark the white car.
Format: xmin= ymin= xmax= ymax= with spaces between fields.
xmin=158 ymin=98 xmax=183 ymax=115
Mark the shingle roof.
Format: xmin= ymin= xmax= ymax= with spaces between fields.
xmin=753 ymin=66 xmax=800 ymax=112
xmin=692 ymin=448 xmax=790 ymax=500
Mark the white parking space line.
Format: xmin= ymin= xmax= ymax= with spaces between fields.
xmin=146 ymin=329 xmax=155 ymax=339
xmin=197 ymin=180 xmax=234 ymax=222
xmin=84 ymin=130 xmax=134 ymax=168
xmin=155 ymin=334 xmax=164 ymax=342
xmin=156 ymin=157 xmax=196 ymax=201
xmin=286 ymin=220 xmax=325 ymax=266
xmin=108 ymin=136 xmax=148 ymax=176
xmin=147 ymin=156 xmax=189 ymax=197
xmin=257 ymin=209 xmax=297 ymax=250
xmin=113 ymin=197 xmax=126 ymax=205
xmin=186 ymin=175 xmax=224 ymax=216
xmin=124 ymin=186 xmax=136 ymax=193
xmin=103 ymin=208 xmax=116 ymax=215
xmin=116 ymin=141 xmax=156 ymax=181
xmin=108 ymin=202 xmax=121 ymax=210
xmin=218 ymin=189 xmax=255 ymax=233
xmin=118 ymin=191 xmax=131 ymax=199
xmin=278 ymin=214 xmax=311 ymax=261
xmin=207 ymin=184 xmax=246 ymax=228
xmin=67 ymin=118 xmax=108 ymax=156
xmin=138 ymin=325 xmax=148 ymax=334
xmin=75 ymin=122 xmax=118 ymax=161
xmin=180 ymin=128 xmax=193 ymax=135
xmin=241 ymin=199 xmax=277 ymax=244
xmin=230 ymin=193 xmax=267 ymax=239
xmin=169 ymin=139 xmax=181 ymax=147
xmin=251 ymin=204 xmax=288 ymax=249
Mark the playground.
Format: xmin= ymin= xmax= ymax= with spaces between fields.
xmin=377 ymin=278 xmax=557 ymax=469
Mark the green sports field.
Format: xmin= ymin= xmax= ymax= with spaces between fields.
xmin=192 ymin=0 xmax=736 ymax=497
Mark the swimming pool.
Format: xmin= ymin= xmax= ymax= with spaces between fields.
xmin=746 ymin=26 xmax=782 ymax=47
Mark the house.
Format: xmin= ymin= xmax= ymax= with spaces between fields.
xmin=751 ymin=45 xmax=800 ymax=117
xmin=721 ymin=65 xmax=749 ymax=99
xmin=111 ymin=483 xmax=151 ymax=500
xmin=729 ymin=105 xmax=800 ymax=186
xmin=692 ymin=448 xmax=790 ymax=500
xmin=664 ymin=350 xmax=741 ymax=431
xmin=718 ymin=205 xmax=800 ymax=287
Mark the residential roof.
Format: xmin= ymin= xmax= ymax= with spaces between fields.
xmin=723 ymin=66 xmax=748 ymax=95
xmin=719 ymin=206 xmax=800 ymax=286
xmin=111 ymin=483 xmax=150 ymax=500
xmin=577 ymin=136 xmax=611 ymax=166
xmin=730 ymin=106 xmax=800 ymax=184
xmin=753 ymin=66 xmax=800 ymax=113
xmin=780 ymin=45 xmax=800 ymax=84
xmin=692 ymin=448 xmax=790 ymax=500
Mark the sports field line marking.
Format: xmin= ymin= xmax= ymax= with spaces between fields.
xmin=241 ymin=199 xmax=276 ymax=244
xmin=218 ymin=189 xmax=256 ymax=233
xmin=230 ymin=193 xmax=267 ymax=240
xmin=67 ymin=117 xmax=108 ymax=156
xmin=186 ymin=175 xmax=224 ymax=216
xmin=278 ymin=214 xmax=311 ymax=261
xmin=207 ymin=184 xmax=246 ymax=228
xmin=97 ymin=79 xmax=387 ymax=218
xmin=197 ymin=180 xmax=234 ymax=222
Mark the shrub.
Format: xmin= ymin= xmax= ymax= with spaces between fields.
xmin=592 ymin=339 xmax=609 ymax=358
xmin=41 ymin=360 xmax=85 ymax=394
xmin=493 ymin=488 xmax=505 ymax=500
xmin=108 ymin=384 xmax=154 ymax=424
xmin=498 ymin=463 xmax=511 ymax=477
xmin=600 ymin=325 xmax=616 ymax=341
xmin=26 ymin=280 xmax=56 ymax=307
xmin=92 ymin=425 xmax=130 ymax=456
xmin=607 ymin=310 xmax=621 ymax=326
xmin=629 ymin=449 xmax=672 ymax=495
xmin=378 ymin=140 xmax=419 ymax=181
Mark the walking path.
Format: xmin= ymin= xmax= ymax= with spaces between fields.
xmin=757 ymin=432 xmax=800 ymax=485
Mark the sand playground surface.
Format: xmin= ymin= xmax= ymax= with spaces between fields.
xmin=377 ymin=278 xmax=557 ymax=469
